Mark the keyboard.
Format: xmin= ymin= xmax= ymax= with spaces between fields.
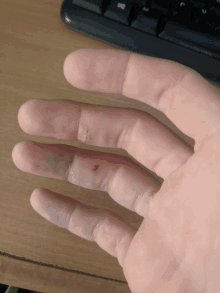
xmin=60 ymin=0 xmax=220 ymax=83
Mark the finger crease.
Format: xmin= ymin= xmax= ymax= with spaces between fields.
xmin=65 ymin=155 xmax=75 ymax=182
xmin=121 ymin=53 xmax=133 ymax=95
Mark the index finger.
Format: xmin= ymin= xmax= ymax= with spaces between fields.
xmin=63 ymin=49 xmax=220 ymax=148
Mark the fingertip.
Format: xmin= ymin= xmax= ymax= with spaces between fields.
xmin=30 ymin=187 xmax=41 ymax=208
xmin=30 ymin=188 xmax=77 ymax=229
xmin=30 ymin=188 xmax=51 ymax=222
xmin=18 ymin=99 xmax=41 ymax=135
xmin=30 ymin=187 xmax=47 ymax=205
xmin=63 ymin=49 xmax=96 ymax=90
xmin=63 ymin=50 xmax=81 ymax=87
xmin=11 ymin=140 xmax=34 ymax=171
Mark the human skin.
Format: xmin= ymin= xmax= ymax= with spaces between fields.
xmin=12 ymin=49 xmax=220 ymax=293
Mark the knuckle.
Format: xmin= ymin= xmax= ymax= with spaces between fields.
xmin=77 ymin=122 xmax=90 ymax=144
xmin=157 ymin=69 xmax=193 ymax=112
xmin=77 ymin=107 xmax=92 ymax=144
xmin=98 ymin=165 xmax=116 ymax=193
xmin=65 ymin=151 xmax=118 ymax=193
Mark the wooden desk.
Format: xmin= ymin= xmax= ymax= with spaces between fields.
xmin=1 ymin=1 xmax=220 ymax=292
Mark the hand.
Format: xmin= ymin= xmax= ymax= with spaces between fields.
xmin=12 ymin=49 xmax=220 ymax=293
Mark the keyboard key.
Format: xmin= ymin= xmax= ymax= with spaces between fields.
xmin=131 ymin=6 xmax=162 ymax=36
xmin=159 ymin=20 xmax=220 ymax=55
xmin=192 ymin=5 xmax=217 ymax=33
xmin=151 ymin=0 xmax=172 ymax=14
xmin=131 ymin=0 xmax=170 ymax=36
xmin=104 ymin=0 xmax=134 ymax=25
xmin=211 ymin=2 xmax=220 ymax=16
xmin=158 ymin=1 xmax=220 ymax=56
xmin=167 ymin=0 xmax=194 ymax=23
xmin=72 ymin=0 xmax=104 ymax=14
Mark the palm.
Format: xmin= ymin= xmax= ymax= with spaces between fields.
xmin=12 ymin=49 xmax=220 ymax=293
xmin=124 ymin=133 xmax=220 ymax=292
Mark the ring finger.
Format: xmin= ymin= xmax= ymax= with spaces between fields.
xmin=12 ymin=140 xmax=162 ymax=217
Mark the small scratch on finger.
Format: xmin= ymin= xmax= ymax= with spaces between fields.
xmin=93 ymin=164 xmax=99 ymax=172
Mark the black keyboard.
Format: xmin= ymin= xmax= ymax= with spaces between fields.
xmin=60 ymin=0 xmax=220 ymax=83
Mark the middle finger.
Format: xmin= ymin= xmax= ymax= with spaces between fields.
xmin=18 ymin=99 xmax=194 ymax=180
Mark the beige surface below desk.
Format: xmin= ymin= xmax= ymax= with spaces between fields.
xmin=1 ymin=0 xmax=220 ymax=293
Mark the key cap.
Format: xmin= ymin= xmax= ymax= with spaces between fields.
xmin=131 ymin=0 xmax=170 ymax=36
xmin=159 ymin=18 xmax=220 ymax=56
xmin=167 ymin=0 xmax=194 ymax=23
xmin=151 ymin=0 xmax=172 ymax=14
xmin=104 ymin=0 xmax=134 ymax=25
xmin=131 ymin=6 xmax=162 ymax=35
xmin=72 ymin=0 xmax=104 ymax=14
xmin=211 ymin=2 xmax=220 ymax=16
xmin=159 ymin=0 xmax=220 ymax=56
xmin=192 ymin=4 xmax=216 ymax=32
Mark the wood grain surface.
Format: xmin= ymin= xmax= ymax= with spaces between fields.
xmin=1 ymin=0 xmax=220 ymax=292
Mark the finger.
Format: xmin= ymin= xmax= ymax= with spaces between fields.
xmin=30 ymin=187 xmax=136 ymax=268
xmin=18 ymin=99 xmax=193 ymax=180
xmin=63 ymin=48 xmax=220 ymax=148
xmin=12 ymin=141 xmax=161 ymax=217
